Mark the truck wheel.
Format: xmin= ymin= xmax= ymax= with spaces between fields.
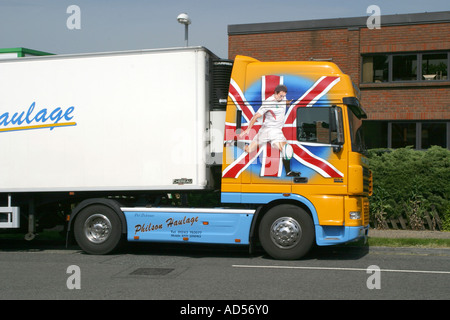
xmin=74 ymin=205 xmax=123 ymax=254
xmin=258 ymin=204 xmax=314 ymax=260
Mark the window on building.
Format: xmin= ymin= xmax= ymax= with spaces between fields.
xmin=363 ymin=121 xmax=449 ymax=150
xmin=422 ymin=53 xmax=448 ymax=80
xmin=361 ymin=51 xmax=449 ymax=83
xmin=422 ymin=123 xmax=447 ymax=148
xmin=363 ymin=121 xmax=388 ymax=148
xmin=392 ymin=122 xmax=416 ymax=148
xmin=393 ymin=55 xmax=417 ymax=81
xmin=362 ymin=55 xmax=388 ymax=83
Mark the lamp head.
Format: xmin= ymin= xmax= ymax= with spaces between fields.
xmin=177 ymin=13 xmax=191 ymax=25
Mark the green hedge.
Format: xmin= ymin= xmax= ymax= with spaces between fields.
xmin=368 ymin=146 xmax=450 ymax=231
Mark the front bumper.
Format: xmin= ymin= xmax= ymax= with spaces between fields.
xmin=315 ymin=224 xmax=369 ymax=246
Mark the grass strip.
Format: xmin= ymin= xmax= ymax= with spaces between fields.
xmin=366 ymin=237 xmax=450 ymax=248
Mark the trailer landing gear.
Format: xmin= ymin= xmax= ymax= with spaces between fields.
xmin=25 ymin=198 xmax=36 ymax=241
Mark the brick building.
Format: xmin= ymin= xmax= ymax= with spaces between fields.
xmin=228 ymin=11 xmax=450 ymax=149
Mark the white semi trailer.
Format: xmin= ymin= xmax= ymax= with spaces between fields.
xmin=0 ymin=47 xmax=230 ymax=247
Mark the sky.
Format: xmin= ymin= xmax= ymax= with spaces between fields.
xmin=0 ymin=0 xmax=449 ymax=59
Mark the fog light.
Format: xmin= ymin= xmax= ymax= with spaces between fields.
xmin=349 ymin=211 xmax=361 ymax=220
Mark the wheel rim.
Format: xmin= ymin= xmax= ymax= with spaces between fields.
xmin=84 ymin=214 xmax=112 ymax=244
xmin=270 ymin=217 xmax=302 ymax=249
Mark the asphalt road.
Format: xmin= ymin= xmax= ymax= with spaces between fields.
xmin=0 ymin=240 xmax=449 ymax=304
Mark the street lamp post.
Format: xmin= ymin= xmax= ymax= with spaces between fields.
xmin=177 ymin=13 xmax=191 ymax=47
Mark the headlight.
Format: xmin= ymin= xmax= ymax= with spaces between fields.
xmin=349 ymin=211 xmax=361 ymax=220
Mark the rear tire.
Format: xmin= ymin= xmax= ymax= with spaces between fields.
xmin=259 ymin=204 xmax=314 ymax=260
xmin=74 ymin=205 xmax=123 ymax=254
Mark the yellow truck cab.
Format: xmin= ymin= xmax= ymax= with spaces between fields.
xmin=221 ymin=55 xmax=372 ymax=259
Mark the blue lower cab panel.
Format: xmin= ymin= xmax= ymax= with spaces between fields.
xmin=315 ymin=225 xmax=369 ymax=246
xmin=121 ymin=207 xmax=255 ymax=245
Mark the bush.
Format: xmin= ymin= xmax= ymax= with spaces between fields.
xmin=368 ymin=146 xmax=450 ymax=231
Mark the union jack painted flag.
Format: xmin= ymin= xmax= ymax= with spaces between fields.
xmin=222 ymin=75 xmax=344 ymax=179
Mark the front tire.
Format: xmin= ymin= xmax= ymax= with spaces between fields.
xmin=74 ymin=205 xmax=123 ymax=254
xmin=259 ymin=204 xmax=314 ymax=260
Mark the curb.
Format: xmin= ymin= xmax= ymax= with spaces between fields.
xmin=369 ymin=228 xmax=450 ymax=239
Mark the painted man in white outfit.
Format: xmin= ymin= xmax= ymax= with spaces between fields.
xmin=239 ymin=84 xmax=300 ymax=177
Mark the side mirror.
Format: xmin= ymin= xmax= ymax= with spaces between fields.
xmin=330 ymin=106 xmax=344 ymax=153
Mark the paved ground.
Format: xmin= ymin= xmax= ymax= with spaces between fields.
xmin=1 ymin=238 xmax=450 ymax=300
xmin=369 ymin=228 xmax=450 ymax=239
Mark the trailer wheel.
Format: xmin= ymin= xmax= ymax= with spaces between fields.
xmin=74 ymin=205 xmax=123 ymax=255
xmin=258 ymin=204 xmax=314 ymax=260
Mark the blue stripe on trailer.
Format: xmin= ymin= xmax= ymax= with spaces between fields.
xmin=121 ymin=207 xmax=255 ymax=245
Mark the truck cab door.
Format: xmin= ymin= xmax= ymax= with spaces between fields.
xmin=292 ymin=106 xmax=346 ymax=185
xmin=291 ymin=106 xmax=347 ymax=226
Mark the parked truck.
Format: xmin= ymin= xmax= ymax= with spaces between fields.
xmin=0 ymin=47 xmax=371 ymax=259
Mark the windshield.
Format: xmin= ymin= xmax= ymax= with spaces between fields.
xmin=347 ymin=108 xmax=366 ymax=154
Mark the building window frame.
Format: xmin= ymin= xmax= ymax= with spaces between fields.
xmin=363 ymin=120 xmax=450 ymax=150
xmin=361 ymin=51 xmax=449 ymax=84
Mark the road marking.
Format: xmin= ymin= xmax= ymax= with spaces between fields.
xmin=232 ymin=265 xmax=450 ymax=275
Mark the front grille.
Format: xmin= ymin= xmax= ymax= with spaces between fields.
xmin=363 ymin=198 xmax=370 ymax=225
xmin=363 ymin=167 xmax=373 ymax=195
